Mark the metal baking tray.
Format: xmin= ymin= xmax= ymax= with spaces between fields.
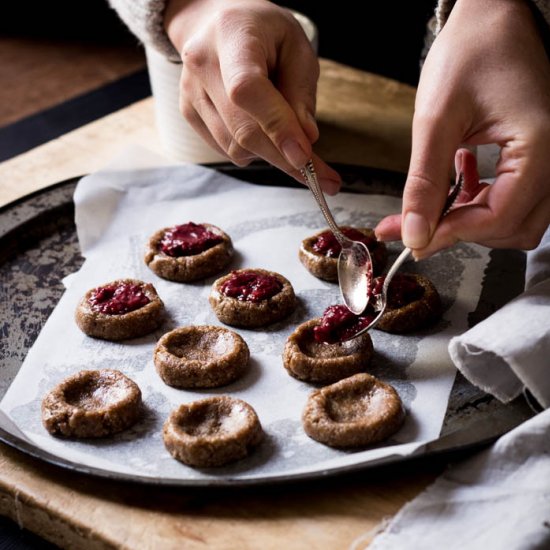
xmin=0 ymin=163 xmax=534 ymax=486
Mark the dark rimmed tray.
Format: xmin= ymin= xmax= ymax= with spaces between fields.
xmin=0 ymin=162 xmax=534 ymax=487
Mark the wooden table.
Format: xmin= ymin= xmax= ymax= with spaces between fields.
xmin=0 ymin=59 xmax=443 ymax=549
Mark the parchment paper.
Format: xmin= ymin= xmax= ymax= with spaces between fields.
xmin=0 ymin=147 xmax=490 ymax=483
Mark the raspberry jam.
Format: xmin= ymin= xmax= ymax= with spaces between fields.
xmin=314 ymin=305 xmax=375 ymax=344
xmin=89 ymin=282 xmax=150 ymax=315
xmin=385 ymin=274 xmax=424 ymax=309
xmin=314 ymin=274 xmax=424 ymax=343
xmin=312 ymin=228 xmax=375 ymax=258
xmin=160 ymin=222 xmax=223 ymax=257
xmin=220 ymin=271 xmax=283 ymax=302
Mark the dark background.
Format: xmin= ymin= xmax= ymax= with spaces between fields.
xmin=1 ymin=0 xmax=437 ymax=85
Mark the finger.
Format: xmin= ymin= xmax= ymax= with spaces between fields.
xmin=202 ymin=67 xmax=341 ymax=193
xmin=277 ymin=26 xmax=320 ymax=143
xmin=402 ymin=109 xmax=463 ymax=249
xmin=374 ymin=213 xmax=402 ymax=242
xmin=288 ymin=153 xmax=342 ymax=195
xmin=473 ymin=196 xmax=550 ymax=249
xmin=218 ymin=33 xmax=313 ymax=170
xmin=413 ymin=183 xmax=550 ymax=258
xmin=189 ymin=93 xmax=256 ymax=166
xmin=376 ymin=148 xmax=490 ymax=244
xmin=454 ymin=148 xmax=490 ymax=205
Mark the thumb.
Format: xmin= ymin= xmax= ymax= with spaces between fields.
xmin=402 ymin=112 xmax=462 ymax=250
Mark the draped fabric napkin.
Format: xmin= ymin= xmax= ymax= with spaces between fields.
xmin=365 ymin=407 xmax=550 ymax=550
xmin=366 ymin=225 xmax=550 ymax=549
xmin=449 ymin=226 xmax=550 ymax=409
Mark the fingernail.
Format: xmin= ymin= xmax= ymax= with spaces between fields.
xmin=454 ymin=149 xmax=464 ymax=175
xmin=306 ymin=112 xmax=319 ymax=141
xmin=320 ymin=177 xmax=341 ymax=195
xmin=374 ymin=231 xmax=392 ymax=242
xmin=281 ymin=139 xmax=309 ymax=170
xmin=403 ymin=212 xmax=430 ymax=249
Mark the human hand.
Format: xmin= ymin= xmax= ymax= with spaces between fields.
xmin=375 ymin=0 xmax=550 ymax=258
xmin=164 ymin=0 xmax=341 ymax=193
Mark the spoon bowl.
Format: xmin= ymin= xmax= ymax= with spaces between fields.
xmin=301 ymin=160 xmax=373 ymax=314
xmin=337 ymin=240 xmax=372 ymax=314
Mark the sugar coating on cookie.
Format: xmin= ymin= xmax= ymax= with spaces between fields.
xmin=302 ymin=373 xmax=405 ymax=448
xmin=209 ymin=268 xmax=296 ymax=328
xmin=75 ymin=278 xmax=164 ymax=341
xmin=41 ymin=369 xmax=142 ymax=438
xmin=283 ymin=319 xmax=373 ymax=384
xmin=163 ymin=396 xmax=263 ymax=467
xmin=145 ymin=222 xmax=233 ymax=282
xmin=154 ymin=325 xmax=249 ymax=388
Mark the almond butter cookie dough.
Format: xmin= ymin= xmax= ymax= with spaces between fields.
xmin=299 ymin=227 xmax=387 ymax=282
xmin=145 ymin=221 xmax=233 ymax=282
xmin=302 ymin=373 xmax=405 ymax=448
xmin=163 ymin=396 xmax=263 ymax=467
xmin=42 ymin=369 xmax=142 ymax=438
xmin=75 ymin=278 xmax=164 ymax=341
xmin=209 ymin=268 xmax=296 ymax=328
xmin=154 ymin=326 xmax=249 ymax=388
xmin=283 ymin=319 xmax=373 ymax=384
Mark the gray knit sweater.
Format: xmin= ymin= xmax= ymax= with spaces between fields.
xmin=109 ymin=0 xmax=550 ymax=59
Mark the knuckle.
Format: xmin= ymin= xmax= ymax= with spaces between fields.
xmin=233 ymin=122 xmax=258 ymax=151
xmin=227 ymin=72 xmax=263 ymax=107
xmin=181 ymin=41 xmax=207 ymax=70
xmin=179 ymin=101 xmax=196 ymax=123
xmin=227 ymin=139 xmax=252 ymax=166
xmin=518 ymin=231 xmax=542 ymax=251
xmin=260 ymin=114 xmax=289 ymax=145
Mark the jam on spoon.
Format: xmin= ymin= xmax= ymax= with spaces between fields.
xmin=89 ymin=281 xmax=151 ymax=315
xmin=220 ymin=270 xmax=283 ymax=302
xmin=160 ymin=222 xmax=223 ymax=257
xmin=312 ymin=228 xmax=376 ymax=258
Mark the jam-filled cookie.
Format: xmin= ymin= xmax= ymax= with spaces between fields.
xmin=42 ymin=369 xmax=142 ymax=438
xmin=313 ymin=273 xmax=442 ymax=343
xmin=145 ymin=221 xmax=233 ymax=282
xmin=373 ymin=273 xmax=442 ymax=333
xmin=283 ymin=319 xmax=373 ymax=384
xmin=75 ymin=278 xmax=164 ymax=341
xmin=299 ymin=227 xmax=387 ymax=282
xmin=209 ymin=268 xmax=296 ymax=328
xmin=154 ymin=326 xmax=249 ymax=388
xmin=163 ymin=396 xmax=263 ymax=467
xmin=302 ymin=373 xmax=405 ymax=448
xmin=313 ymin=304 xmax=374 ymax=344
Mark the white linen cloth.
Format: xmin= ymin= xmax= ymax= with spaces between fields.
xmin=365 ymin=408 xmax=550 ymax=550
xmin=366 ymin=225 xmax=550 ymax=549
xmin=448 ymin=226 xmax=550 ymax=409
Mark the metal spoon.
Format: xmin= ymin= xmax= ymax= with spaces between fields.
xmin=345 ymin=171 xmax=464 ymax=339
xmin=301 ymin=159 xmax=373 ymax=314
